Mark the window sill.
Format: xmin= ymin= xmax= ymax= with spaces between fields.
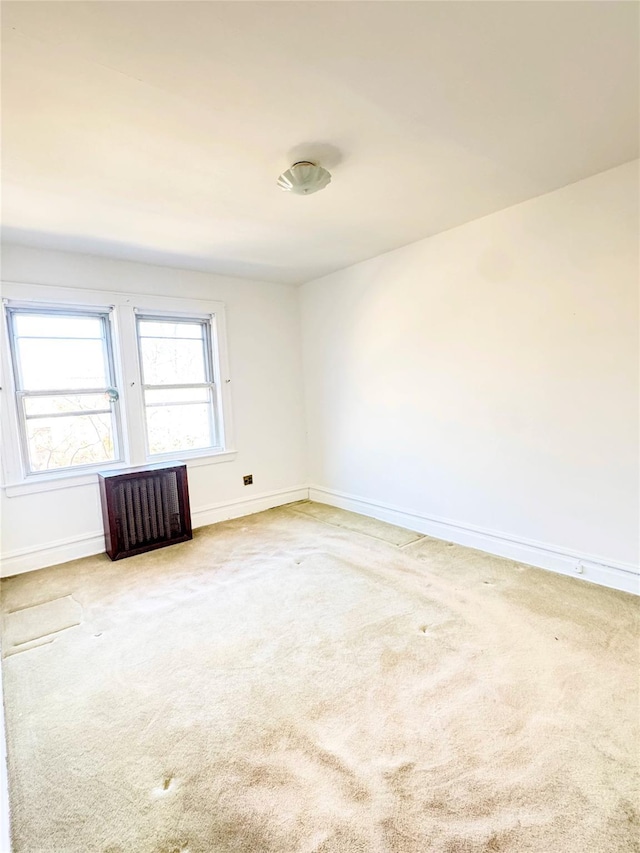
xmin=1 ymin=450 xmax=238 ymax=497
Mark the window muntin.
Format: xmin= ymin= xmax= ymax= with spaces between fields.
xmin=136 ymin=315 xmax=219 ymax=457
xmin=7 ymin=308 xmax=122 ymax=474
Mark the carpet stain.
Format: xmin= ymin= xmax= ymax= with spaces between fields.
xmin=0 ymin=503 xmax=637 ymax=853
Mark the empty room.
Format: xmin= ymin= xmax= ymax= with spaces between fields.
xmin=0 ymin=2 xmax=638 ymax=851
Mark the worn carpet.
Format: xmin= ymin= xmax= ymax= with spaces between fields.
xmin=1 ymin=501 xmax=638 ymax=853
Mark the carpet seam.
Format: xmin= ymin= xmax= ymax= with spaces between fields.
xmin=284 ymin=505 xmax=425 ymax=548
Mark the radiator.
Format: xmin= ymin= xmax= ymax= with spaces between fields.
xmin=98 ymin=463 xmax=192 ymax=560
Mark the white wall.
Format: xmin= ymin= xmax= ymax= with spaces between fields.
xmin=301 ymin=161 xmax=639 ymax=579
xmin=2 ymin=163 xmax=638 ymax=589
xmin=1 ymin=246 xmax=307 ymax=573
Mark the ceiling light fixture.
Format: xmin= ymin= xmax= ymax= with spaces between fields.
xmin=277 ymin=161 xmax=331 ymax=196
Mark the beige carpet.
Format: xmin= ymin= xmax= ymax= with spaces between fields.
xmin=1 ymin=501 xmax=638 ymax=853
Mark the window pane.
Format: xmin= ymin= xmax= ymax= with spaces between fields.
xmin=14 ymin=314 xmax=104 ymax=339
xmin=146 ymin=404 xmax=213 ymax=455
xmin=17 ymin=339 xmax=108 ymax=390
xmin=138 ymin=320 xmax=203 ymax=339
xmin=25 ymin=413 xmax=116 ymax=471
xmin=24 ymin=393 xmax=112 ymax=417
xmin=144 ymin=387 xmax=209 ymax=406
xmin=139 ymin=338 xmax=206 ymax=385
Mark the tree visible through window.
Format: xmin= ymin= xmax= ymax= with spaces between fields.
xmin=6 ymin=309 xmax=121 ymax=472
xmin=136 ymin=316 xmax=219 ymax=456
xmin=4 ymin=300 xmax=227 ymax=479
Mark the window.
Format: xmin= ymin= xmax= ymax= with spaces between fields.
xmin=136 ymin=315 xmax=220 ymax=456
xmin=1 ymin=289 xmax=232 ymax=488
xmin=6 ymin=307 xmax=121 ymax=473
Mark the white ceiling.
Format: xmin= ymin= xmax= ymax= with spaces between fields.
xmin=2 ymin=1 xmax=638 ymax=285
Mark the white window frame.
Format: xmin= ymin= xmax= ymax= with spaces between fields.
xmin=0 ymin=283 xmax=236 ymax=497
xmin=134 ymin=309 xmax=225 ymax=462
xmin=5 ymin=304 xmax=125 ymax=476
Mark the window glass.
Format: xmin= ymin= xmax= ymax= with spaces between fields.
xmin=136 ymin=316 xmax=218 ymax=457
xmin=24 ymin=393 xmax=112 ymax=417
xmin=8 ymin=309 xmax=120 ymax=473
xmin=25 ymin=413 xmax=115 ymax=472
xmin=14 ymin=314 xmax=103 ymax=338
xmin=17 ymin=339 xmax=108 ymax=390
xmin=139 ymin=338 xmax=206 ymax=385
xmin=4 ymin=301 xmax=227 ymax=479
xmin=146 ymin=402 xmax=213 ymax=455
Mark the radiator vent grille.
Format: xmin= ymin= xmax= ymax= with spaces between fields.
xmin=99 ymin=463 xmax=192 ymax=560
xmin=115 ymin=471 xmax=182 ymax=552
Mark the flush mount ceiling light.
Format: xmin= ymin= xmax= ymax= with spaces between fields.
xmin=277 ymin=161 xmax=331 ymax=195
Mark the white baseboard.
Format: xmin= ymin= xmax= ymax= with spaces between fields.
xmin=1 ymin=531 xmax=106 ymax=579
xmin=0 ymin=486 xmax=309 ymax=578
xmin=309 ymin=485 xmax=640 ymax=595
xmin=3 ymin=482 xmax=637 ymax=596
xmin=190 ymin=485 xmax=309 ymax=529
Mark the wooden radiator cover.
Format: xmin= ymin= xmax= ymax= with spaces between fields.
xmin=98 ymin=462 xmax=192 ymax=560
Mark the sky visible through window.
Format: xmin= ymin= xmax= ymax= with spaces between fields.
xmin=9 ymin=311 xmax=219 ymax=473
xmin=12 ymin=313 xmax=116 ymax=471
xmin=8 ymin=305 xmax=220 ymax=480
xmin=138 ymin=319 xmax=215 ymax=456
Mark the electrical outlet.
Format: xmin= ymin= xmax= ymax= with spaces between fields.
xmin=243 ymin=474 xmax=253 ymax=486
